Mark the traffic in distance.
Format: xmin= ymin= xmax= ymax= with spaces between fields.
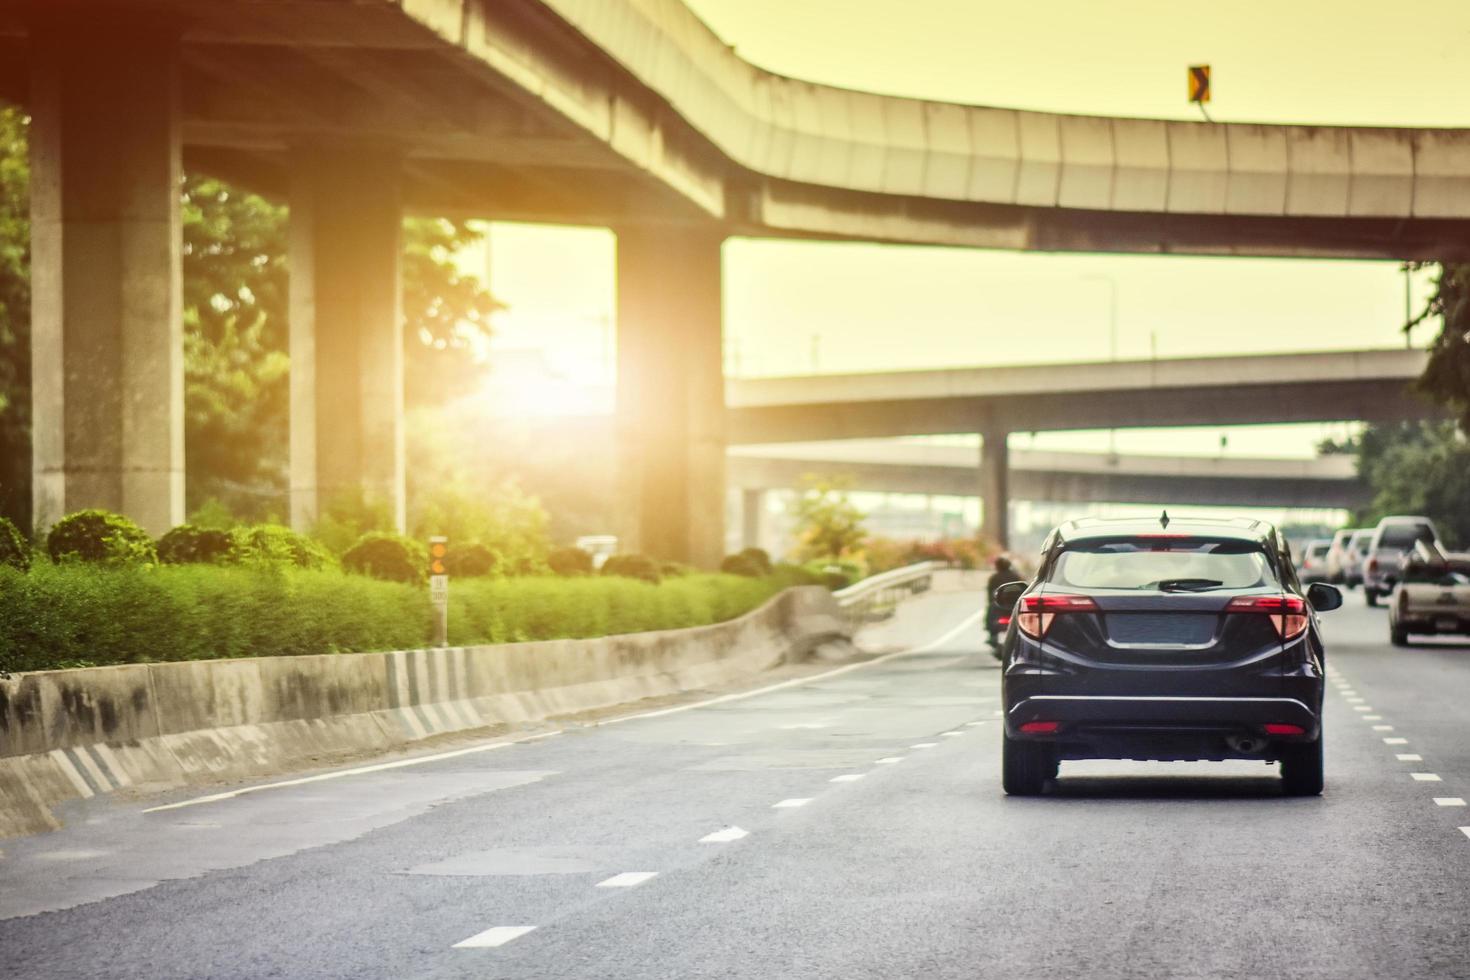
xmin=988 ymin=514 xmax=1340 ymax=796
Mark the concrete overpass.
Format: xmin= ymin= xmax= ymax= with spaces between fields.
xmin=3 ymin=1 xmax=1463 ymax=563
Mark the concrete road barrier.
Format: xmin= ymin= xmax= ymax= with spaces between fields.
xmin=0 ymin=587 xmax=846 ymax=839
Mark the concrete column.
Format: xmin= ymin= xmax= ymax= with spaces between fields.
xmin=741 ymin=488 xmax=764 ymax=551
xmin=29 ymin=17 xmax=184 ymax=534
xmin=288 ymin=146 xmax=405 ymax=532
xmin=615 ymin=226 xmax=725 ymax=567
xmin=981 ymin=428 xmax=1010 ymax=549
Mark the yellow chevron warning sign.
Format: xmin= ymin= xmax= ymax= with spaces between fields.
xmin=1188 ymin=65 xmax=1211 ymax=103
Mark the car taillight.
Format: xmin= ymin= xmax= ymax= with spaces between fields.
xmin=1020 ymin=721 xmax=1060 ymax=733
xmin=1367 ymin=557 xmax=1379 ymax=573
xmin=1226 ymin=595 xmax=1308 ymax=639
xmin=1016 ymin=594 xmax=1099 ymax=639
xmin=1264 ymin=723 xmax=1305 ymax=735
xmin=997 ymin=616 xmax=1011 ymax=627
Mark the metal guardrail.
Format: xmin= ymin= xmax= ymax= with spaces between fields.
xmin=832 ymin=561 xmax=944 ymax=629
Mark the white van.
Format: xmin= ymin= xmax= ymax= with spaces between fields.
xmin=1362 ymin=516 xmax=1438 ymax=607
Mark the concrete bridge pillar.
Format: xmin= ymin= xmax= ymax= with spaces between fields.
xmin=288 ymin=146 xmax=406 ymax=533
xmin=28 ymin=17 xmax=184 ymax=534
xmin=615 ymin=227 xmax=726 ymax=567
xmin=741 ymin=488 xmax=764 ymax=552
xmin=981 ymin=428 xmax=1010 ymax=549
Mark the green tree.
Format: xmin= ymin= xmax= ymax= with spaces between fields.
xmin=1330 ymin=421 xmax=1470 ymax=549
xmin=0 ymin=104 xmax=30 ymax=529
xmin=1406 ymin=262 xmax=1470 ymax=435
xmin=789 ymin=475 xmax=867 ymax=561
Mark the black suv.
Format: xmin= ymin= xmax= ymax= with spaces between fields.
xmin=996 ymin=516 xmax=1341 ymax=796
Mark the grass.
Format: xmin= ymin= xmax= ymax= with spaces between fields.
xmin=0 ymin=562 xmax=812 ymax=674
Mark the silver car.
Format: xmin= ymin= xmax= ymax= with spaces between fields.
xmin=1341 ymin=529 xmax=1375 ymax=590
xmin=1325 ymin=527 xmax=1364 ymax=585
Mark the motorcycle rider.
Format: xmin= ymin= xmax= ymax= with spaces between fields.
xmin=986 ymin=555 xmax=1023 ymax=650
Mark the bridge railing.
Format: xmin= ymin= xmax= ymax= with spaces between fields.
xmin=832 ymin=561 xmax=944 ymax=630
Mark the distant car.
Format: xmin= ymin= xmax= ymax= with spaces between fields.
xmin=1325 ymin=528 xmax=1364 ymax=586
xmin=1296 ymin=538 xmax=1331 ymax=584
xmin=996 ymin=514 xmax=1340 ymax=797
xmin=1389 ymin=541 xmax=1470 ymax=645
xmin=1363 ymin=517 xmax=1439 ymax=606
xmin=1341 ymin=529 xmax=1375 ymax=590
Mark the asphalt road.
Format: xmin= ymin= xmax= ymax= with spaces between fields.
xmin=2 ymin=584 xmax=1468 ymax=980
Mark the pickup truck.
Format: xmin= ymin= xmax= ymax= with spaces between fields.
xmin=1389 ymin=542 xmax=1470 ymax=646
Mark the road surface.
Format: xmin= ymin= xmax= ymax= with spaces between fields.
xmin=2 ymin=585 xmax=1467 ymax=979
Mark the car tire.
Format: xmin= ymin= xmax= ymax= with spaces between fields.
xmin=1280 ymin=737 xmax=1324 ymax=797
xmin=1002 ymin=734 xmax=1049 ymax=796
xmin=1391 ymin=622 xmax=1410 ymax=647
xmin=1365 ymin=589 xmax=1378 ymax=607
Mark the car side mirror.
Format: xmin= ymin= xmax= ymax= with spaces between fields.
xmin=993 ymin=581 xmax=1027 ymax=608
xmin=1307 ymin=582 xmax=1342 ymax=612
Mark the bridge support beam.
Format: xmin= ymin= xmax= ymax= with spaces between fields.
xmin=288 ymin=147 xmax=406 ymax=532
xmin=980 ymin=428 xmax=1010 ymax=549
xmin=28 ymin=18 xmax=184 ymax=534
xmin=615 ymin=228 xmax=726 ymax=567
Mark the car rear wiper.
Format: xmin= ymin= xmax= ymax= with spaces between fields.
xmin=1153 ymin=578 xmax=1225 ymax=592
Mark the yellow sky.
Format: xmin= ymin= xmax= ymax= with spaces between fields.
xmin=477 ymin=1 xmax=1459 ymax=464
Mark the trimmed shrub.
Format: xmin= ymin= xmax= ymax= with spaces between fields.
xmin=659 ymin=561 xmax=693 ymax=578
xmin=46 ymin=510 xmax=156 ymax=565
xmin=445 ymin=542 xmax=498 ymax=578
xmin=232 ymin=524 xmax=335 ymax=570
xmin=721 ymin=548 xmax=775 ymax=578
xmin=157 ymin=525 xmax=236 ymax=565
xmin=0 ymin=516 xmax=32 ymax=572
xmin=342 ymin=532 xmax=423 ymax=584
xmin=601 ymin=553 xmax=661 ymax=584
xmin=547 ymin=546 xmax=593 ymax=577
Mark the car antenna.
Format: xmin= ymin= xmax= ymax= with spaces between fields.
xmin=1160 ymin=509 xmax=1170 ymax=530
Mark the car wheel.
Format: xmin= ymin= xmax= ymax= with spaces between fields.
xmin=1002 ymin=734 xmax=1049 ymax=796
xmin=1280 ymin=737 xmax=1324 ymax=796
xmin=1391 ymin=622 xmax=1409 ymax=647
xmin=1365 ymin=589 xmax=1378 ymax=607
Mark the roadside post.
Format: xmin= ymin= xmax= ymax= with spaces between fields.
xmin=429 ymin=536 xmax=449 ymax=647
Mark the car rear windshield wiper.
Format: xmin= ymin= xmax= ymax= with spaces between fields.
xmin=1153 ymin=578 xmax=1225 ymax=592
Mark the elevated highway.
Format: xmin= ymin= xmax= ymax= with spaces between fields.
xmin=728 ymin=441 xmax=1366 ymax=510
xmin=4 ymin=1 xmax=1461 ymax=563
xmin=729 ymin=348 xmax=1431 ymax=444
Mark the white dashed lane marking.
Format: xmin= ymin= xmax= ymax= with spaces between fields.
xmin=1411 ymin=773 xmax=1443 ymax=782
xmin=1433 ymin=798 xmax=1466 ymax=807
xmin=830 ymin=774 xmax=865 ymax=783
xmin=1373 ymin=725 xmax=1395 ymax=732
xmin=875 ymin=757 xmax=903 ymax=764
xmin=772 ymin=799 xmax=811 ymax=809
xmin=699 ymin=826 xmax=748 ymax=843
xmin=965 ymin=721 xmax=986 ymax=727
xmin=911 ymin=743 xmax=939 ymax=749
xmin=1353 ymin=706 xmax=1372 ymax=712
xmin=941 ymin=731 xmax=965 ymax=737
xmin=454 ymin=926 xmax=536 ymax=949
xmin=1385 ymin=738 xmax=1409 ymax=745
xmin=597 ymin=872 xmax=658 ymax=888
xmin=1397 ymin=754 xmax=1423 ymax=761
xmin=1460 ymin=828 xmax=1470 ymax=840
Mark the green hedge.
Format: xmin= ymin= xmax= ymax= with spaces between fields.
xmin=0 ymin=563 xmax=814 ymax=673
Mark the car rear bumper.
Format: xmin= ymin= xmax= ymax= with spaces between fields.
xmin=1006 ymin=695 xmax=1320 ymax=741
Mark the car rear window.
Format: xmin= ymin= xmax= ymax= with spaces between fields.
xmin=1307 ymin=544 xmax=1330 ymax=559
xmin=1379 ymin=524 xmax=1435 ymax=550
xmin=1049 ymin=538 xmax=1273 ymax=591
xmin=1348 ymin=531 xmax=1374 ymax=551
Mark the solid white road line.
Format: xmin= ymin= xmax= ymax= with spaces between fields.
xmin=596 ymin=872 xmax=658 ymax=888
xmin=830 ymin=773 xmax=865 ymax=783
xmin=773 ymin=798 xmax=811 ymax=808
xmin=700 ymin=826 xmax=748 ymax=843
xmin=1433 ymin=798 xmax=1466 ymax=807
xmin=599 ymin=609 xmax=987 ymax=728
xmin=1396 ymin=754 xmax=1424 ymax=762
xmin=453 ymin=926 xmax=537 ymax=949
xmin=1411 ymin=773 xmax=1443 ymax=782
xmin=143 ymin=730 xmax=566 ymax=814
xmin=1385 ymin=737 xmax=1409 ymax=745
xmin=875 ymin=757 xmax=904 ymax=764
xmin=911 ymin=743 xmax=939 ymax=749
